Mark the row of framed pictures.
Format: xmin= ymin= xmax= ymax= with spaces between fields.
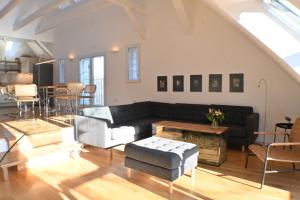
xmin=157 ymin=73 xmax=244 ymax=93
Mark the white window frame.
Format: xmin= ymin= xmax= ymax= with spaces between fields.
xmin=126 ymin=43 xmax=141 ymax=83
xmin=79 ymin=53 xmax=106 ymax=106
xmin=270 ymin=0 xmax=300 ymax=16
xmin=58 ymin=59 xmax=65 ymax=84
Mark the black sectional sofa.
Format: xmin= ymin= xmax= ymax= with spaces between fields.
xmin=76 ymin=101 xmax=259 ymax=149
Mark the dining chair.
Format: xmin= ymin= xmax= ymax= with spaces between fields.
xmin=53 ymin=87 xmax=72 ymax=115
xmin=66 ymin=83 xmax=84 ymax=112
xmin=6 ymin=85 xmax=15 ymax=99
xmin=14 ymin=84 xmax=41 ymax=117
xmin=245 ymin=118 xmax=300 ymax=189
xmin=0 ymin=87 xmax=10 ymax=100
xmin=80 ymin=85 xmax=97 ymax=107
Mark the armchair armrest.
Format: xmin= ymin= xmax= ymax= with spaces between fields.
xmin=254 ymin=132 xmax=288 ymax=135
xmin=74 ymin=115 xmax=111 ymax=148
xmin=269 ymin=142 xmax=300 ymax=147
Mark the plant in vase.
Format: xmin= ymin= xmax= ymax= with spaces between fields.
xmin=206 ymin=108 xmax=225 ymax=128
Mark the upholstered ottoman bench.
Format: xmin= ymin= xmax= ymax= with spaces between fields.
xmin=124 ymin=136 xmax=199 ymax=194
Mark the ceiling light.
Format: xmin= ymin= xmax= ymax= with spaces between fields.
xmin=35 ymin=59 xmax=56 ymax=65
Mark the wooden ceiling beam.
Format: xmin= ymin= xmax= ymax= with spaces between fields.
xmin=106 ymin=0 xmax=146 ymax=39
xmin=13 ymin=0 xmax=64 ymax=31
xmin=172 ymin=0 xmax=196 ymax=34
xmin=35 ymin=0 xmax=112 ymax=34
xmin=106 ymin=0 xmax=145 ymax=15
xmin=35 ymin=40 xmax=54 ymax=58
xmin=0 ymin=0 xmax=20 ymax=20
xmin=123 ymin=6 xmax=145 ymax=39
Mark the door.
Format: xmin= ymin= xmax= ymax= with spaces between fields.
xmin=79 ymin=56 xmax=105 ymax=105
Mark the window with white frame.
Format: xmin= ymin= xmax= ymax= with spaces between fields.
xmin=272 ymin=0 xmax=300 ymax=16
xmin=58 ymin=59 xmax=65 ymax=84
xmin=127 ymin=44 xmax=140 ymax=82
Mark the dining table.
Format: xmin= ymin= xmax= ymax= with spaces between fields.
xmin=38 ymin=85 xmax=82 ymax=114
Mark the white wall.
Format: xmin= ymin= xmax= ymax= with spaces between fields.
xmin=53 ymin=0 xmax=300 ymax=134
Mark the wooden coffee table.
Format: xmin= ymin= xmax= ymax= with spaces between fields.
xmin=152 ymin=121 xmax=228 ymax=166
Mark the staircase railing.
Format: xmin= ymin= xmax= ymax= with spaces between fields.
xmin=0 ymin=133 xmax=25 ymax=164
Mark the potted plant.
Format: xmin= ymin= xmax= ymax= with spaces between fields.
xmin=206 ymin=108 xmax=225 ymax=128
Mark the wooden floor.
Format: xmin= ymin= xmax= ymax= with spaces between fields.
xmin=0 ymin=146 xmax=299 ymax=200
xmin=0 ymin=108 xmax=299 ymax=200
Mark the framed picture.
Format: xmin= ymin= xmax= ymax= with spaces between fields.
xmin=173 ymin=75 xmax=184 ymax=92
xmin=209 ymin=74 xmax=222 ymax=92
xmin=190 ymin=75 xmax=202 ymax=92
xmin=230 ymin=73 xmax=244 ymax=92
xmin=157 ymin=76 xmax=167 ymax=92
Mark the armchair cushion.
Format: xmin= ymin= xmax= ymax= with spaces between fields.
xmin=249 ymin=144 xmax=300 ymax=162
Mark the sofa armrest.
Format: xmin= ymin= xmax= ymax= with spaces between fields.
xmin=74 ymin=115 xmax=112 ymax=148
xmin=246 ymin=113 xmax=259 ymax=145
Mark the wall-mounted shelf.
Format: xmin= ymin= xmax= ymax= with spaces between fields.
xmin=0 ymin=60 xmax=21 ymax=73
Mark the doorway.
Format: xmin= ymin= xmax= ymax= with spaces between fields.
xmin=79 ymin=55 xmax=105 ymax=106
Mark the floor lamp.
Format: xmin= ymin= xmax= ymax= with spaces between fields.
xmin=258 ymin=78 xmax=268 ymax=143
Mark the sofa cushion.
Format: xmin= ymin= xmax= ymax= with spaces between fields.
xmin=111 ymin=126 xmax=136 ymax=140
xmin=125 ymin=136 xmax=199 ymax=169
xmin=175 ymin=103 xmax=210 ymax=123
xmin=211 ymin=104 xmax=253 ymax=126
xmin=117 ymin=118 xmax=163 ymax=135
xmin=109 ymin=104 xmax=136 ymax=124
xmin=82 ymin=106 xmax=114 ymax=126
xmin=225 ymin=124 xmax=247 ymax=137
xmin=151 ymin=102 xmax=175 ymax=119
xmin=134 ymin=101 xmax=152 ymax=119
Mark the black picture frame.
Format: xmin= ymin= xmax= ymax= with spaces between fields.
xmin=173 ymin=75 xmax=184 ymax=92
xmin=190 ymin=75 xmax=202 ymax=92
xmin=157 ymin=76 xmax=168 ymax=92
xmin=209 ymin=74 xmax=222 ymax=92
xmin=230 ymin=73 xmax=244 ymax=92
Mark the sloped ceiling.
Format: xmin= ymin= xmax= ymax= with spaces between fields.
xmin=203 ymin=0 xmax=300 ymax=85
xmin=0 ymin=36 xmax=53 ymax=61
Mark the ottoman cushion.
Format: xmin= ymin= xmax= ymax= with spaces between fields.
xmin=125 ymin=136 xmax=198 ymax=169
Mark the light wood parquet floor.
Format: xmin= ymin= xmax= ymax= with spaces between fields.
xmin=0 ymin=146 xmax=299 ymax=200
xmin=0 ymin=108 xmax=299 ymax=200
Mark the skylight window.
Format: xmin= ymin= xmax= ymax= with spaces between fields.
xmin=58 ymin=0 xmax=84 ymax=10
xmin=211 ymin=0 xmax=300 ymax=81
xmin=58 ymin=1 xmax=72 ymax=10
xmin=273 ymin=0 xmax=300 ymax=17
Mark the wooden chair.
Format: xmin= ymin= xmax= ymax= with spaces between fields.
xmin=0 ymin=87 xmax=10 ymax=100
xmin=245 ymin=118 xmax=300 ymax=189
xmin=80 ymin=85 xmax=97 ymax=107
xmin=14 ymin=84 xmax=41 ymax=117
xmin=66 ymin=83 xmax=84 ymax=111
xmin=53 ymin=87 xmax=72 ymax=114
